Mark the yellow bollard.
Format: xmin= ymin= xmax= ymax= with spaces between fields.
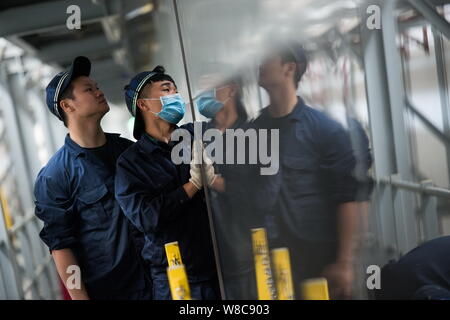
xmin=167 ymin=265 xmax=192 ymax=300
xmin=0 ymin=187 xmax=13 ymax=230
xmin=251 ymin=228 xmax=277 ymax=300
xmin=271 ymin=248 xmax=294 ymax=300
xmin=301 ymin=278 xmax=330 ymax=300
xmin=165 ymin=241 xmax=183 ymax=267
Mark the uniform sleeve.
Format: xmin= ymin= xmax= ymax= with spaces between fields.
xmin=34 ymin=169 xmax=77 ymax=252
xmin=349 ymin=119 xmax=374 ymax=201
xmin=318 ymin=119 xmax=358 ymax=204
xmin=115 ymin=155 xmax=190 ymax=234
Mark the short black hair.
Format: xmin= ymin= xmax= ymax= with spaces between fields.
xmin=138 ymin=65 xmax=177 ymax=99
xmin=278 ymin=42 xmax=308 ymax=89
xmin=57 ymin=82 xmax=75 ymax=127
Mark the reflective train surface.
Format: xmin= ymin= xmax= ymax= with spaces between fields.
xmin=0 ymin=0 xmax=450 ymax=300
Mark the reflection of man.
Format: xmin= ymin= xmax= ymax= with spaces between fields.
xmin=195 ymin=73 xmax=259 ymax=299
xmin=253 ymin=41 xmax=359 ymax=299
xmin=345 ymin=116 xmax=374 ymax=245
xmin=324 ymin=112 xmax=374 ymax=246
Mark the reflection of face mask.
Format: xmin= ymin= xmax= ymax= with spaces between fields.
xmin=142 ymin=93 xmax=186 ymax=124
xmin=196 ymin=86 xmax=230 ymax=119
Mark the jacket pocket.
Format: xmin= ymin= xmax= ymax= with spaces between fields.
xmin=77 ymin=183 xmax=109 ymax=227
xmin=281 ymin=155 xmax=319 ymax=197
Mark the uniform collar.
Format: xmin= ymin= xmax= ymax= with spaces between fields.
xmin=209 ymin=117 xmax=245 ymax=130
xmin=65 ymin=133 xmax=120 ymax=158
xmin=137 ymin=131 xmax=178 ymax=155
xmin=260 ymin=96 xmax=306 ymax=122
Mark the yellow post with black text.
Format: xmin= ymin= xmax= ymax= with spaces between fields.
xmin=165 ymin=241 xmax=183 ymax=267
xmin=251 ymin=228 xmax=277 ymax=300
xmin=271 ymin=248 xmax=294 ymax=300
xmin=165 ymin=240 xmax=191 ymax=300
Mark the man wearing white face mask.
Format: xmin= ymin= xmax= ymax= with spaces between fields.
xmin=115 ymin=66 xmax=220 ymax=300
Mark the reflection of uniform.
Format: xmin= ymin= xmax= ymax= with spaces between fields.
xmin=248 ymin=97 xmax=358 ymax=292
xmin=115 ymin=124 xmax=219 ymax=300
xmin=202 ymin=120 xmax=258 ymax=299
xmin=325 ymin=113 xmax=374 ymax=202
xmin=377 ymin=236 xmax=450 ymax=300
xmin=35 ymin=134 xmax=151 ymax=299
xmin=345 ymin=117 xmax=374 ymax=202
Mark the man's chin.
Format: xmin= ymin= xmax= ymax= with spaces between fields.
xmin=95 ymin=106 xmax=110 ymax=119
xmin=100 ymin=103 xmax=110 ymax=113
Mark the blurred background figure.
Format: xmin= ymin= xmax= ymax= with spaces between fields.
xmin=252 ymin=39 xmax=359 ymax=299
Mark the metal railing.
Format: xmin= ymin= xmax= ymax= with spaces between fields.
xmin=0 ymin=202 xmax=59 ymax=299
xmin=379 ymin=174 xmax=447 ymax=243
xmin=380 ymin=175 xmax=450 ymax=199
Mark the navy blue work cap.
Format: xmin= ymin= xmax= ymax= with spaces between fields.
xmin=124 ymin=71 xmax=157 ymax=140
xmin=45 ymin=56 xmax=91 ymax=120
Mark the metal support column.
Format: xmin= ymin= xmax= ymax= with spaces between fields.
xmin=408 ymin=0 xmax=450 ymax=40
xmin=0 ymin=60 xmax=58 ymax=300
xmin=359 ymin=0 xmax=399 ymax=261
xmin=432 ymin=26 xmax=450 ymax=180
xmin=381 ymin=0 xmax=419 ymax=253
xmin=0 ymin=201 xmax=22 ymax=299
xmin=0 ymin=65 xmax=34 ymax=211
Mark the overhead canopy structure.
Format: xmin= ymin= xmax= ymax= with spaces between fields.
xmin=0 ymin=0 xmax=448 ymax=104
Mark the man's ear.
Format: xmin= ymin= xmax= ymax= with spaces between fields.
xmin=228 ymin=84 xmax=237 ymax=98
xmin=285 ymin=62 xmax=297 ymax=76
xmin=136 ymin=99 xmax=148 ymax=112
xmin=59 ymin=99 xmax=75 ymax=114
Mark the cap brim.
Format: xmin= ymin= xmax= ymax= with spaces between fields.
xmin=133 ymin=109 xmax=146 ymax=140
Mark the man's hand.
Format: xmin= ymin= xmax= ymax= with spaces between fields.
xmin=189 ymin=162 xmax=203 ymax=190
xmin=203 ymin=148 xmax=218 ymax=186
xmin=324 ymin=201 xmax=357 ymax=299
xmin=321 ymin=261 xmax=353 ymax=300
xmin=189 ymin=139 xmax=218 ymax=188
xmin=189 ymin=140 xmax=203 ymax=190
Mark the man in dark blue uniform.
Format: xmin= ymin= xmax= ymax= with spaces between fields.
xmin=116 ymin=66 xmax=219 ymax=300
xmin=250 ymin=41 xmax=359 ymax=299
xmin=34 ymin=56 xmax=151 ymax=300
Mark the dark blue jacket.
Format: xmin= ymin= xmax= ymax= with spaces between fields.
xmin=115 ymin=124 xmax=217 ymax=282
xmin=34 ymin=133 xmax=148 ymax=299
xmin=246 ymin=97 xmax=358 ymax=243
